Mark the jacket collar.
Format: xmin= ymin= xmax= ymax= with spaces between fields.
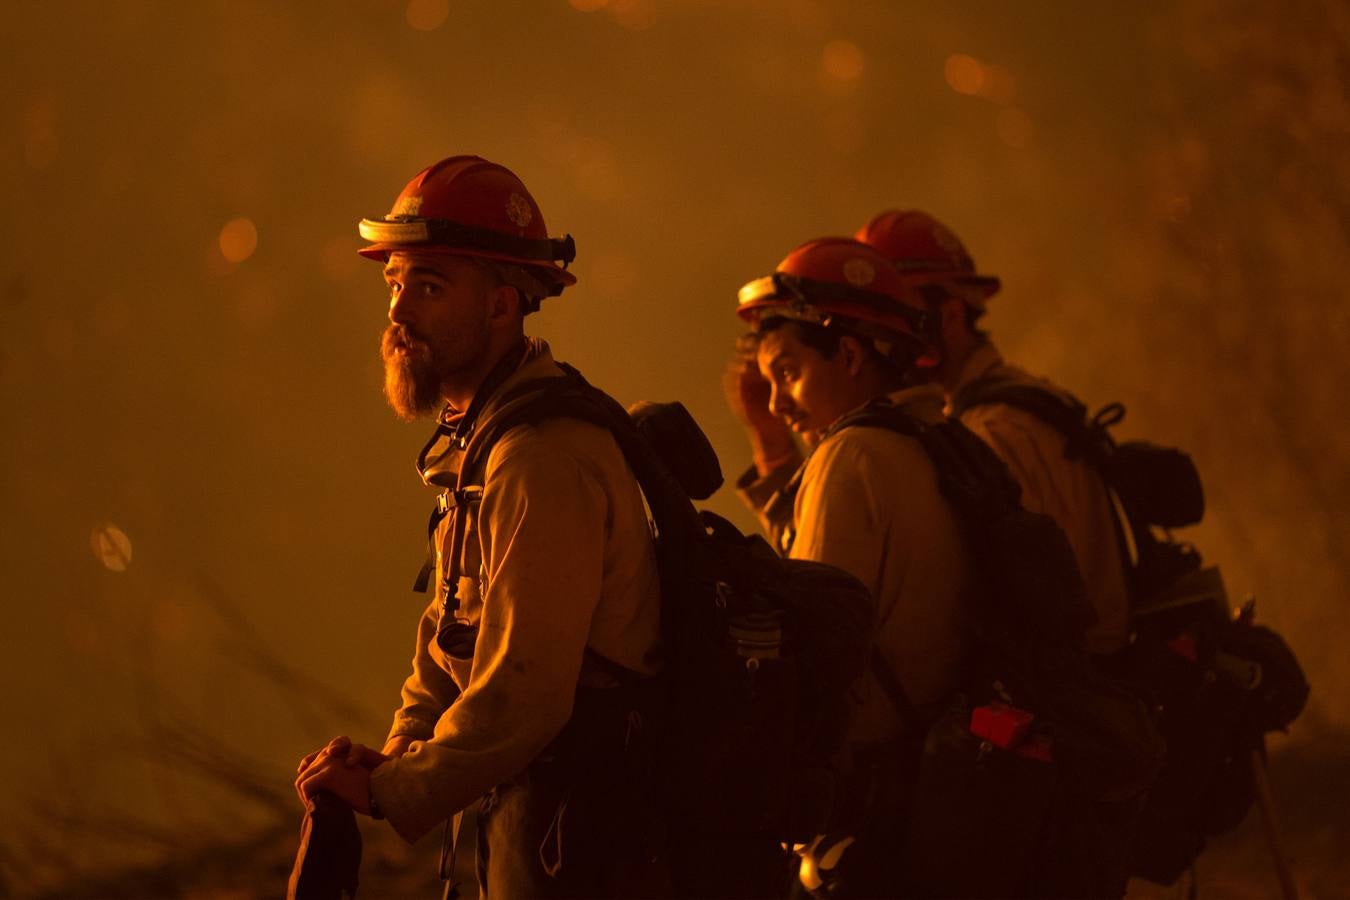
xmin=950 ymin=339 xmax=1007 ymax=400
xmin=416 ymin=336 xmax=558 ymax=488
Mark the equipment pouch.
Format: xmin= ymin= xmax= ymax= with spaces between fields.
xmin=898 ymin=701 xmax=1054 ymax=899
xmin=1105 ymin=441 xmax=1204 ymax=528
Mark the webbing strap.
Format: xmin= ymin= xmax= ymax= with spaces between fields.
xmin=413 ymin=488 xmax=484 ymax=594
xmin=949 ymin=376 xmax=1148 ymax=601
xmin=949 ymin=376 xmax=1103 ymax=462
xmin=411 ymin=341 xmax=529 ymax=594
xmin=416 ymin=362 xmax=696 ymax=669
xmin=413 ymin=499 xmax=448 ymax=594
xmin=870 ymin=650 xmax=927 ymax=735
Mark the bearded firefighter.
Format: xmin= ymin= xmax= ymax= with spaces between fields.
xmin=295 ymin=156 xmax=663 ymax=897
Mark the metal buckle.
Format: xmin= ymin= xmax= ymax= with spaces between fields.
xmin=453 ymin=486 xmax=484 ymax=508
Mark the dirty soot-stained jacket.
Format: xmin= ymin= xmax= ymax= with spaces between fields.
xmin=369 ymin=338 xmax=662 ymax=843
xmin=740 ymin=385 xmax=971 ymax=748
xmin=950 ymin=341 xmax=1130 ymax=656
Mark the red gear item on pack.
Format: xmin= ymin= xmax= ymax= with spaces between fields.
xmin=969 ymin=702 xmax=1036 ymax=749
xmin=1166 ymin=633 xmax=1199 ymax=663
xmin=854 ymin=209 xmax=1000 ymax=307
xmin=357 ymin=155 xmax=576 ymax=295
xmin=736 ymin=237 xmax=938 ymax=364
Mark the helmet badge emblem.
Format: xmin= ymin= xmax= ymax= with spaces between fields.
xmin=505 ymin=192 xmax=534 ymax=228
xmin=843 ymin=257 xmax=876 ymax=288
xmin=393 ymin=195 xmax=423 ymax=217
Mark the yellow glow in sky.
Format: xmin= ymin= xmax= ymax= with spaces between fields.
xmin=610 ymin=0 xmax=656 ymax=30
xmin=945 ymin=53 xmax=985 ymax=95
xmin=822 ymin=40 xmax=865 ymax=81
xmin=219 ymin=217 xmax=259 ymax=264
xmin=406 ymin=0 xmax=449 ymax=31
xmin=997 ymin=107 xmax=1034 ymax=148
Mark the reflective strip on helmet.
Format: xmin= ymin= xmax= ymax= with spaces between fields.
xmin=358 ymin=215 xmax=575 ymax=267
xmin=359 ymin=217 xmax=431 ymax=243
xmin=738 ymin=272 xmax=929 ymax=332
xmin=737 ymin=275 xmax=781 ymax=308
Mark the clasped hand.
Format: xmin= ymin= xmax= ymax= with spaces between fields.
xmin=294 ymin=735 xmax=407 ymax=815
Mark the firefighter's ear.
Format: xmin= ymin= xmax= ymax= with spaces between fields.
xmin=939 ymin=296 xmax=967 ymax=338
xmin=488 ymin=283 xmax=523 ymax=323
xmin=838 ymin=334 xmax=867 ymax=378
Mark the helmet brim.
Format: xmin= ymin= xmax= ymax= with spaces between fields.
xmin=898 ymin=271 xmax=1001 ymax=307
xmin=356 ymin=241 xmax=577 ymax=287
xmin=736 ymin=273 xmax=930 ymax=336
xmin=356 ymin=216 xmax=578 ymax=291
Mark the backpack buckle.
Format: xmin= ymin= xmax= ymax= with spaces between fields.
xmin=435 ymin=486 xmax=484 ymax=516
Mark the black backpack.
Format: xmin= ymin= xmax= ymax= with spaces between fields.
xmin=803 ymin=400 xmax=1165 ymax=899
xmin=951 ymin=375 xmax=1310 ymax=885
xmin=431 ymin=363 xmax=874 ymax=857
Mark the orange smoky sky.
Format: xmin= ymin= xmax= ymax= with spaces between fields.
xmin=3 ymin=0 xmax=1348 ymax=889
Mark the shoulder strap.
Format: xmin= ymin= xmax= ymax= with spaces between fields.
xmin=870 ymin=650 xmax=928 ymax=734
xmin=777 ymin=400 xmax=1024 ymax=548
xmin=460 ymin=364 xmax=703 ymax=543
xmin=440 ymin=364 xmax=704 ymax=670
xmin=827 ymin=400 xmax=1025 ymax=512
xmin=950 ymin=376 xmax=1109 ymax=463
xmin=951 ymin=376 xmax=1165 ymax=604
xmin=775 ymin=401 xmax=925 ymax=538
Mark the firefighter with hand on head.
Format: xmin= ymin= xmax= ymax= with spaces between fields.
xmin=735 ymin=238 xmax=972 ymax=897
xmin=294 ymin=156 xmax=664 ymax=898
xmin=730 ymin=212 xmax=1130 ymax=658
xmin=856 ymin=210 xmax=1130 ymax=656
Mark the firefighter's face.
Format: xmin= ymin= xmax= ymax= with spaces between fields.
xmin=381 ymin=252 xmax=494 ymax=420
xmin=755 ymin=325 xmax=867 ymax=440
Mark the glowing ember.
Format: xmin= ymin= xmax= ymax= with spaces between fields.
xmin=90 ymin=523 xmax=133 ymax=573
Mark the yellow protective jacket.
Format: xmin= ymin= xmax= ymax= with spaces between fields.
xmin=369 ymin=338 xmax=662 ymax=843
xmin=951 ymin=341 xmax=1130 ymax=655
xmin=741 ymin=385 xmax=970 ymax=748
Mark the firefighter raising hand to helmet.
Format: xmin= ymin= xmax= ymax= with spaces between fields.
xmin=294 ymin=156 xmax=664 ymax=898
xmin=734 ymin=238 xmax=971 ymax=897
xmin=723 ymin=333 xmax=803 ymax=545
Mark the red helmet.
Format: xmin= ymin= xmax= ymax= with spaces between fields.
xmin=358 ymin=155 xmax=576 ymax=297
xmin=737 ymin=237 xmax=937 ymax=365
xmin=855 ymin=210 xmax=999 ymax=308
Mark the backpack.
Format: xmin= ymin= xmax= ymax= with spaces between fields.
xmin=951 ymin=375 xmax=1310 ymax=885
xmin=801 ymin=400 xmax=1165 ymax=899
xmin=426 ymin=363 xmax=874 ymax=857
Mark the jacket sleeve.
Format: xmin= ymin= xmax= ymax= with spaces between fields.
xmin=734 ymin=450 xmax=803 ymax=548
xmin=370 ymin=430 xmax=607 ymax=842
xmin=788 ymin=435 xmax=887 ymax=591
xmin=388 ymin=597 xmax=462 ymax=743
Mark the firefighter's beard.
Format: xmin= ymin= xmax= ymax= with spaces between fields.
xmin=382 ymin=325 xmax=446 ymax=421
